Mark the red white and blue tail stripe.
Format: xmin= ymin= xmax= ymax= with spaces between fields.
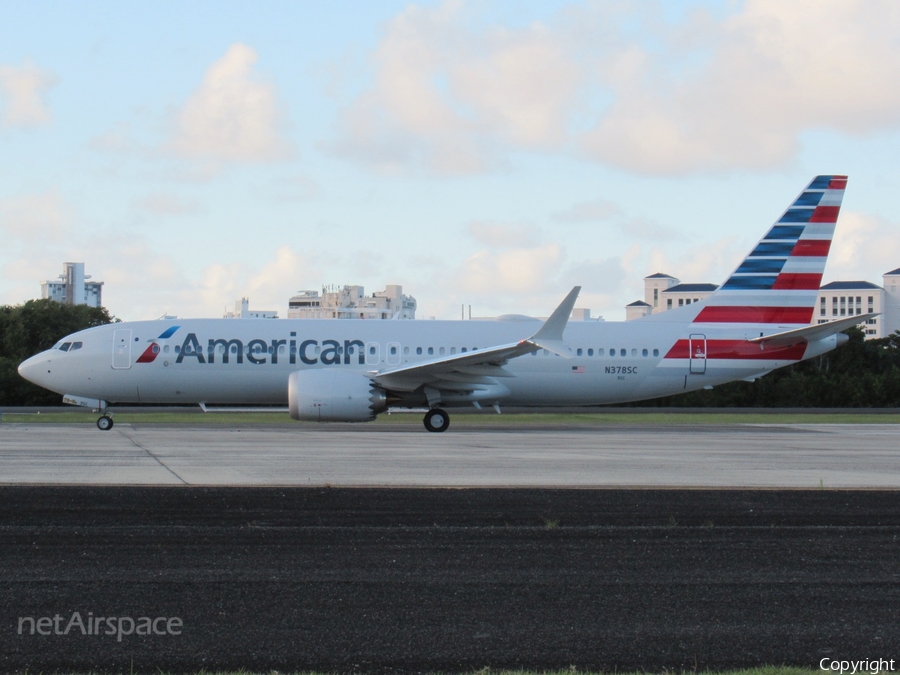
xmin=693 ymin=175 xmax=846 ymax=326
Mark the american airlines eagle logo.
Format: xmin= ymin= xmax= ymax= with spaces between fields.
xmin=135 ymin=326 xmax=180 ymax=364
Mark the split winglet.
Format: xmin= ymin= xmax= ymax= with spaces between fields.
xmin=525 ymin=286 xmax=581 ymax=357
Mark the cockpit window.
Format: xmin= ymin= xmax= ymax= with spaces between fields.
xmin=70 ymin=342 xmax=83 ymax=351
xmin=59 ymin=342 xmax=72 ymax=352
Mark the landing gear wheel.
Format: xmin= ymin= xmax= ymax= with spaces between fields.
xmin=97 ymin=415 xmax=114 ymax=431
xmin=423 ymin=408 xmax=450 ymax=433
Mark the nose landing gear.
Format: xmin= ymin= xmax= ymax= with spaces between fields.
xmin=423 ymin=408 xmax=450 ymax=433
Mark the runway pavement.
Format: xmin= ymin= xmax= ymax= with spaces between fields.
xmin=1 ymin=421 xmax=899 ymax=487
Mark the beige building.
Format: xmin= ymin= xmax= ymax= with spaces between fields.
xmin=287 ymin=284 xmax=417 ymax=320
xmin=628 ymin=269 xmax=900 ymax=340
xmin=815 ymin=281 xmax=883 ymax=338
xmin=640 ymin=273 xmax=719 ymax=314
xmin=224 ymin=298 xmax=278 ymax=319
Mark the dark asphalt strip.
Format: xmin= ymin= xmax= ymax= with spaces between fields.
xmin=1 ymin=487 xmax=898 ymax=673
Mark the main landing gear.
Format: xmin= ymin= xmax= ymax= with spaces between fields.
xmin=423 ymin=408 xmax=450 ymax=433
xmin=96 ymin=413 xmax=114 ymax=431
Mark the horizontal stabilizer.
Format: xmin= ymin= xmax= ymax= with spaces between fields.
xmin=749 ymin=313 xmax=879 ymax=347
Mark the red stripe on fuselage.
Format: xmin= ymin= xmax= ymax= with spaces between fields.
xmin=772 ymin=273 xmax=822 ymax=290
xmin=693 ymin=306 xmax=814 ymax=324
xmin=664 ymin=339 xmax=807 ymax=361
xmin=791 ymin=239 xmax=831 ymax=257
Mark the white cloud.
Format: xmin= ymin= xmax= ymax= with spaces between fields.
xmin=0 ymin=60 xmax=57 ymax=127
xmin=132 ymin=193 xmax=200 ymax=215
xmin=331 ymin=0 xmax=900 ymax=176
xmin=583 ymin=0 xmax=900 ymax=173
xmin=167 ymin=43 xmax=295 ymax=164
xmin=0 ymin=189 xmax=70 ymax=238
xmin=553 ymin=199 xmax=619 ymax=223
xmin=328 ymin=1 xmax=581 ymax=174
xmin=466 ymin=220 xmax=540 ymax=248
xmin=827 ymin=211 xmax=900 ymax=282
xmin=457 ymin=243 xmax=563 ymax=295
xmin=645 ymin=235 xmax=743 ymax=286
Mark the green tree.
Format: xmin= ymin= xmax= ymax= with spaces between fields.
xmin=0 ymin=299 xmax=115 ymax=405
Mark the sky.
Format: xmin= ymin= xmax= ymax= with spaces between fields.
xmin=2 ymin=0 xmax=900 ymax=321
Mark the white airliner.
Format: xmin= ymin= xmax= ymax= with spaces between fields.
xmin=19 ymin=175 xmax=872 ymax=432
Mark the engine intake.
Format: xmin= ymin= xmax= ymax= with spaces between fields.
xmin=288 ymin=370 xmax=388 ymax=422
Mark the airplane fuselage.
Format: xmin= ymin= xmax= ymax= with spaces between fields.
xmin=21 ymin=315 xmax=836 ymax=408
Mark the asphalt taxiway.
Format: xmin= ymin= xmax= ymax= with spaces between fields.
xmin=1 ymin=422 xmax=898 ymax=487
xmin=2 ymin=487 xmax=899 ymax=672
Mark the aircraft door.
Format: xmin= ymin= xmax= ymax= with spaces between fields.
xmin=386 ymin=342 xmax=401 ymax=366
xmin=365 ymin=342 xmax=380 ymax=366
xmin=689 ymin=333 xmax=707 ymax=374
xmin=112 ymin=329 xmax=133 ymax=369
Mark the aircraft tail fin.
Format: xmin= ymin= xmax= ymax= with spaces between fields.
xmin=693 ymin=175 xmax=847 ymax=326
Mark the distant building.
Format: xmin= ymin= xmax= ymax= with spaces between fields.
xmin=638 ymin=273 xmax=718 ymax=315
xmin=224 ymin=298 xmax=278 ymax=319
xmin=815 ymin=281 xmax=884 ymax=338
xmin=627 ymin=269 xmax=900 ymax=340
xmin=884 ymin=268 xmax=900 ymax=337
xmin=625 ymin=300 xmax=652 ymax=321
xmin=41 ymin=262 xmax=103 ymax=307
xmin=287 ymin=284 xmax=417 ymax=319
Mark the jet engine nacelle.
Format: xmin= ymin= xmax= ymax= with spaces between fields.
xmin=288 ymin=369 xmax=388 ymax=422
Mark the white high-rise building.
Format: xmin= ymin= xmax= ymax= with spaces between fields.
xmin=41 ymin=262 xmax=103 ymax=307
xmin=883 ymin=268 xmax=900 ymax=337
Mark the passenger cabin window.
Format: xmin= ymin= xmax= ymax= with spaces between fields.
xmin=588 ymin=348 xmax=594 ymax=356
xmin=416 ymin=347 xmax=422 ymax=355
xmin=653 ymin=349 xmax=659 ymax=357
xmin=642 ymin=349 xmax=648 ymax=357
xmin=620 ymin=349 xmax=626 ymax=357
xmin=428 ymin=347 xmax=434 ymax=355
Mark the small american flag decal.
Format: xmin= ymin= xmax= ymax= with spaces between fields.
xmin=572 ymin=365 xmax=585 ymax=374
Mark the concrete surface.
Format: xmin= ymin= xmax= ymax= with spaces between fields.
xmin=1 ymin=422 xmax=898 ymax=487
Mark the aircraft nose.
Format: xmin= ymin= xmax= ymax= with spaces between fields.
xmin=18 ymin=352 xmax=52 ymax=388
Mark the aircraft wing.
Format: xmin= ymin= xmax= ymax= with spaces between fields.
xmin=748 ymin=313 xmax=879 ymax=348
xmin=371 ymin=287 xmax=581 ymax=392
